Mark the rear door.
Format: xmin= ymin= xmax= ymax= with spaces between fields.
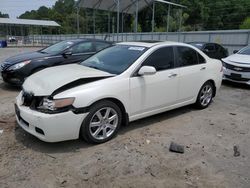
xmin=175 ymin=46 xmax=207 ymax=103
xmin=129 ymin=46 xmax=179 ymax=116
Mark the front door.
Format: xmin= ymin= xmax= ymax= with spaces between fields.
xmin=129 ymin=46 xmax=179 ymax=117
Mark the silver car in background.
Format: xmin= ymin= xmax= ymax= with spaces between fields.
xmin=222 ymin=46 xmax=250 ymax=85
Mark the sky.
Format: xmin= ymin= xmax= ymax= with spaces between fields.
xmin=0 ymin=0 xmax=57 ymax=18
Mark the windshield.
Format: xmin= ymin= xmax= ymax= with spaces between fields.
xmin=41 ymin=41 xmax=75 ymax=54
xmin=81 ymin=45 xmax=148 ymax=74
xmin=238 ymin=46 xmax=250 ymax=55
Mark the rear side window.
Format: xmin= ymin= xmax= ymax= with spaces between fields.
xmin=176 ymin=46 xmax=199 ymax=67
xmin=70 ymin=42 xmax=94 ymax=54
xmin=95 ymin=42 xmax=111 ymax=52
xmin=204 ymin=44 xmax=215 ymax=52
xmin=143 ymin=47 xmax=174 ymax=71
xmin=198 ymin=53 xmax=206 ymax=64
xmin=215 ymin=44 xmax=221 ymax=51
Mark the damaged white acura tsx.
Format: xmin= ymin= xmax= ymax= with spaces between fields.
xmin=15 ymin=41 xmax=223 ymax=143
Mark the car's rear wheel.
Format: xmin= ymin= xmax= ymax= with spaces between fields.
xmin=80 ymin=100 xmax=122 ymax=144
xmin=195 ymin=81 xmax=214 ymax=109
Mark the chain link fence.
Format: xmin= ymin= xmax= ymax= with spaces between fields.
xmin=6 ymin=30 xmax=250 ymax=55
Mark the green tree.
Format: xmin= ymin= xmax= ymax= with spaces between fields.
xmin=240 ymin=17 xmax=250 ymax=29
xmin=0 ymin=11 xmax=9 ymax=18
xmin=18 ymin=0 xmax=250 ymax=34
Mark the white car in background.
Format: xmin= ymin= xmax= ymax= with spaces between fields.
xmin=15 ymin=41 xmax=223 ymax=143
xmin=222 ymin=46 xmax=250 ymax=85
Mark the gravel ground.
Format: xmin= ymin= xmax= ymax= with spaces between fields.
xmin=0 ymin=48 xmax=250 ymax=188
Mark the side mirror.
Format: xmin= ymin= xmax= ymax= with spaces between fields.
xmin=233 ymin=50 xmax=238 ymax=54
xmin=62 ymin=51 xmax=72 ymax=58
xmin=138 ymin=66 xmax=156 ymax=76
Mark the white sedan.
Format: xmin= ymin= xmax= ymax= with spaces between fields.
xmin=222 ymin=46 xmax=250 ymax=85
xmin=15 ymin=41 xmax=223 ymax=143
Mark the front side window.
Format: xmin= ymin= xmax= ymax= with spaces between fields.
xmin=176 ymin=46 xmax=199 ymax=67
xmin=81 ymin=45 xmax=147 ymax=74
xmin=40 ymin=41 xmax=74 ymax=54
xmin=69 ymin=42 xmax=93 ymax=54
xmin=143 ymin=47 xmax=174 ymax=71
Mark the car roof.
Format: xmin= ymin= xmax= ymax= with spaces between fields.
xmin=64 ymin=38 xmax=112 ymax=44
xmin=188 ymin=42 xmax=223 ymax=46
xmin=118 ymin=41 xmax=187 ymax=48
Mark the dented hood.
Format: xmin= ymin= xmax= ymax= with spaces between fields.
xmin=23 ymin=64 xmax=113 ymax=96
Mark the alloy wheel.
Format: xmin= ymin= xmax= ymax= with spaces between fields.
xmin=89 ymin=107 xmax=118 ymax=140
xmin=200 ymin=84 xmax=213 ymax=106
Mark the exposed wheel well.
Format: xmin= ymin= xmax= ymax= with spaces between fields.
xmin=206 ymin=79 xmax=216 ymax=97
xmin=90 ymin=98 xmax=129 ymax=126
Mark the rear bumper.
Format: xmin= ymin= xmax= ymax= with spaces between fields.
xmin=223 ymin=67 xmax=250 ymax=85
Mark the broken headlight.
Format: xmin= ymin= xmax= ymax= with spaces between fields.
xmin=38 ymin=97 xmax=75 ymax=112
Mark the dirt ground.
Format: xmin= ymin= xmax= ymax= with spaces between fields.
xmin=0 ymin=48 xmax=250 ymax=188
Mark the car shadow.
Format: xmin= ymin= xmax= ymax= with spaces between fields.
xmin=0 ymin=81 xmax=21 ymax=91
xmin=15 ymin=126 xmax=92 ymax=154
xmin=222 ymin=80 xmax=250 ymax=90
xmin=119 ymin=105 xmax=194 ymax=135
xmin=14 ymin=105 xmax=195 ymax=154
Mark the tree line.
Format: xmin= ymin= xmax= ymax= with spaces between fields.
xmin=1 ymin=0 xmax=250 ymax=34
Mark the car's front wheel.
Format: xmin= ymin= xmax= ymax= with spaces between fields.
xmin=195 ymin=81 xmax=214 ymax=109
xmin=80 ymin=100 xmax=122 ymax=144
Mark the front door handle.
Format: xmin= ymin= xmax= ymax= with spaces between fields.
xmin=200 ymin=67 xmax=206 ymax=70
xmin=168 ymin=73 xmax=178 ymax=78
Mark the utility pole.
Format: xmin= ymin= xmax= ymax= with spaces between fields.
xmin=151 ymin=0 xmax=155 ymax=32
xmin=76 ymin=6 xmax=80 ymax=36
xmin=179 ymin=9 xmax=182 ymax=32
xmin=116 ymin=0 xmax=120 ymax=41
xmin=167 ymin=4 xmax=170 ymax=32
xmin=135 ymin=0 xmax=138 ymax=32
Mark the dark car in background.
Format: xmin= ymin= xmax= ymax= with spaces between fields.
xmin=0 ymin=39 xmax=113 ymax=86
xmin=189 ymin=42 xmax=228 ymax=60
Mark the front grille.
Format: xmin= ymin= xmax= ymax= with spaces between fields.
xmin=225 ymin=75 xmax=250 ymax=82
xmin=22 ymin=91 xmax=43 ymax=109
xmin=225 ymin=63 xmax=250 ymax=72
xmin=22 ymin=91 xmax=34 ymax=106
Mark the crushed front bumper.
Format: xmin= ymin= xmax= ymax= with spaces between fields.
xmin=15 ymin=93 xmax=88 ymax=142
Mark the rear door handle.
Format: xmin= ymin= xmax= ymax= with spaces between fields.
xmin=200 ymin=67 xmax=206 ymax=70
xmin=168 ymin=73 xmax=178 ymax=78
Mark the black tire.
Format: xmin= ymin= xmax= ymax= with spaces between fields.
xmin=195 ymin=81 xmax=214 ymax=109
xmin=80 ymin=100 xmax=122 ymax=144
